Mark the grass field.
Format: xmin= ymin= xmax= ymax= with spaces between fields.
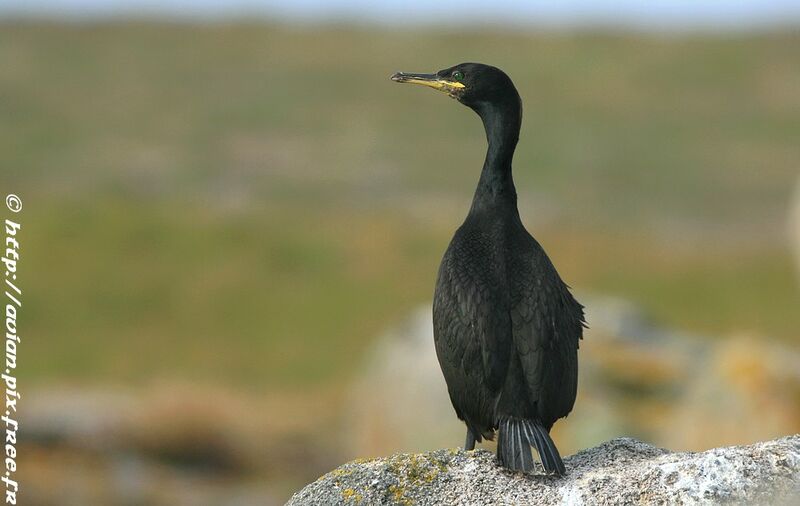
xmin=2 ymin=22 xmax=799 ymax=390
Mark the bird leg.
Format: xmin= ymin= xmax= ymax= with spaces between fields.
xmin=464 ymin=428 xmax=477 ymax=451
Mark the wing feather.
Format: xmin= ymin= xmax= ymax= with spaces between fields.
xmin=509 ymin=237 xmax=585 ymax=423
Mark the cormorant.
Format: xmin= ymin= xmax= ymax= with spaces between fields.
xmin=391 ymin=63 xmax=585 ymax=475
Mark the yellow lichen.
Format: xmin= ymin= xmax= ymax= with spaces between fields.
xmin=341 ymin=488 xmax=363 ymax=503
xmin=388 ymin=484 xmax=412 ymax=506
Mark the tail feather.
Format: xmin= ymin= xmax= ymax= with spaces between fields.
xmin=528 ymin=421 xmax=563 ymax=476
xmin=516 ymin=421 xmax=534 ymax=471
xmin=497 ymin=418 xmax=565 ymax=476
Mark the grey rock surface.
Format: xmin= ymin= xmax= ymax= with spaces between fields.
xmin=287 ymin=435 xmax=799 ymax=505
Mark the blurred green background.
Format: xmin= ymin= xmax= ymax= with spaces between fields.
xmin=4 ymin=12 xmax=800 ymax=506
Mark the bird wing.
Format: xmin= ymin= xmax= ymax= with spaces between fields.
xmin=433 ymin=244 xmax=512 ymax=395
xmin=509 ymin=244 xmax=585 ymax=422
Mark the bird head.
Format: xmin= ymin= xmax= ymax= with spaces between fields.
xmin=390 ymin=63 xmax=519 ymax=112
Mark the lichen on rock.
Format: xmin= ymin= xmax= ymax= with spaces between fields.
xmin=287 ymin=435 xmax=800 ymax=505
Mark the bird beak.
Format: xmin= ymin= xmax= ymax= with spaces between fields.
xmin=390 ymin=72 xmax=465 ymax=97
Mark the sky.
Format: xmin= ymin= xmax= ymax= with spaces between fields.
xmin=3 ymin=0 xmax=800 ymax=29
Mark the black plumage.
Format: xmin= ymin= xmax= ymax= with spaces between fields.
xmin=391 ymin=63 xmax=585 ymax=475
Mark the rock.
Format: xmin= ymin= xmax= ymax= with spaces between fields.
xmin=347 ymin=307 xmax=464 ymax=457
xmin=288 ymin=435 xmax=799 ymax=505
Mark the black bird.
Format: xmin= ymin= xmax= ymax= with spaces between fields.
xmin=391 ymin=63 xmax=585 ymax=475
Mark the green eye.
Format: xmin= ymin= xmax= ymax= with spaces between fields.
xmin=452 ymin=71 xmax=464 ymax=81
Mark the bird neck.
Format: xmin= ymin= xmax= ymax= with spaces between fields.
xmin=469 ymin=98 xmax=522 ymax=215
